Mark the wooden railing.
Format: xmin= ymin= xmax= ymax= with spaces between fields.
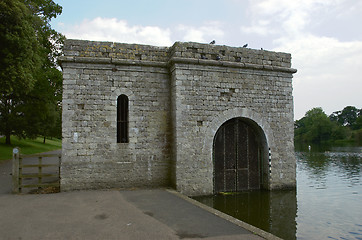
xmin=12 ymin=149 xmax=61 ymax=194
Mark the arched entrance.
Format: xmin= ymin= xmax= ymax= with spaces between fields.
xmin=213 ymin=118 xmax=266 ymax=193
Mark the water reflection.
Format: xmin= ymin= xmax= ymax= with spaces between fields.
xmin=194 ymin=190 xmax=297 ymax=240
xmin=193 ymin=147 xmax=362 ymax=240
xmin=296 ymin=148 xmax=362 ymax=240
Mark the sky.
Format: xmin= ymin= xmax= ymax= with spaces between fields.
xmin=50 ymin=0 xmax=362 ymax=120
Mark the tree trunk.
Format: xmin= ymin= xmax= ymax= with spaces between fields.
xmin=43 ymin=136 xmax=46 ymax=144
xmin=5 ymin=133 xmax=11 ymax=145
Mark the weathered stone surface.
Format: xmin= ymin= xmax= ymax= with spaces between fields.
xmin=60 ymin=39 xmax=297 ymax=196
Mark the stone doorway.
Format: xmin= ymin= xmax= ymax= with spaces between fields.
xmin=213 ymin=118 xmax=264 ymax=193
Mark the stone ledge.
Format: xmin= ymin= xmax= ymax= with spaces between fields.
xmin=168 ymin=56 xmax=297 ymax=73
xmin=59 ymin=56 xmax=168 ymax=68
xmin=112 ymin=58 xmax=167 ymax=68
xmin=59 ymin=55 xmax=297 ymax=73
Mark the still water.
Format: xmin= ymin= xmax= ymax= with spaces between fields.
xmin=193 ymin=147 xmax=362 ymax=240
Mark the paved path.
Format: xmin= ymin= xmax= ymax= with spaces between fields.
xmin=0 ymin=157 xmax=12 ymax=194
xmin=0 ymin=151 xmax=280 ymax=240
xmin=0 ymin=189 xmax=278 ymax=240
xmin=122 ymin=189 xmax=260 ymax=239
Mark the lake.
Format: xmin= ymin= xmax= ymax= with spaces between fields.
xmin=193 ymin=147 xmax=362 ymax=240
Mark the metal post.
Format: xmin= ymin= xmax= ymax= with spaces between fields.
xmin=12 ymin=148 xmax=20 ymax=193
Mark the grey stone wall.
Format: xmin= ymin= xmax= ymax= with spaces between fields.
xmin=60 ymin=39 xmax=296 ymax=195
xmin=169 ymin=43 xmax=296 ymax=195
xmin=61 ymin=40 xmax=172 ymax=191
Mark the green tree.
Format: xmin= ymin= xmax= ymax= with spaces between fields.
xmin=0 ymin=0 xmax=63 ymax=144
xmin=296 ymin=106 xmax=361 ymax=146
xmin=355 ymin=129 xmax=362 ymax=145
xmin=354 ymin=115 xmax=362 ymax=130
xmin=330 ymin=124 xmax=349 ymax=142
xmin=0 ymin=0 xmax=42 ymax=144
xmin=295 ymin=107 xmax=334 ymax=144
xmin=329 ymin=106 xmax=361 ymax=129
xmin=21 ymin=67 xmax=63 ymax=142
xmin=22 ymin=0 xmax=63 ymax=143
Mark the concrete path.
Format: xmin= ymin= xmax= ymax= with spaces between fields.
xmin=0 ymin=189 xmax=276 ymax=240
xmin=0 ymin=151 xmax=280 ymax=240
xmin=0 ymin=158 xmax=12 ymax=194
xmin=122 ymin=189 xmax=264 ymax=239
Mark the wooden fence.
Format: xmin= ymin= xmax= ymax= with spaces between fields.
xmin=12 ymin=148 xmax=61 ymax=194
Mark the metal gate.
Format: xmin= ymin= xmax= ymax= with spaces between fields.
xmin=214 ymin=118 xmax=261 ymax=193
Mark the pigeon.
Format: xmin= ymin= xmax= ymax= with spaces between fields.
xmin=243 ymin=44 xmax=248 ymax=48
xmin=210 ymin=40 xmax=216 ymax=44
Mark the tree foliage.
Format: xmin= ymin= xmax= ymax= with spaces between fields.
xmin=329 ymin=106 xmax=361 ymax=130
xmin=0 ymin=0 xmax=63 ymax=144
xmin=295 ymin=106 xmax=362 ymax=146
xmin=295 ymin=108 xmax=333 ymax=144
xmin=0 ymin=0 xmax=41 ymax=94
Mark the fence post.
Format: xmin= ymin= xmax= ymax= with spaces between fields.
xmin=58 ymin=155 xmax=61 ymax=191
xmin=38 ymin=157 xmax=42 ymax=189
xmin=12 ymin=147 xmax=20 ymax=193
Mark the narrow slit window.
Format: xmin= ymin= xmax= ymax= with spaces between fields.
xmin=117 ymin=95 xmax=129 ymax=143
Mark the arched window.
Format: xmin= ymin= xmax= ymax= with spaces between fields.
xmin=117 ymin=95 xmax=129 ymax=143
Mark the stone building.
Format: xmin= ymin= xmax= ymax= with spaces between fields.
xmin=59 ymin=39 xmax=297 ymax=196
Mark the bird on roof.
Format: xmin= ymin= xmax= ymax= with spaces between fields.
xmin=210 ymin=40 xmax=215 ymax=44
xmin=243 ymin=44 xmax=248 ymax=48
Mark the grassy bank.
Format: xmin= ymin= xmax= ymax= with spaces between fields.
xmin=0 ymin=136 xmax=61 ymax=162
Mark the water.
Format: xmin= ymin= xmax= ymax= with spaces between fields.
xmin=193 ymin=147 xmax=362 ymax=240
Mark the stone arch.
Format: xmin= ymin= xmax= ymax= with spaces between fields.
xmin=113 ymin=88 xmax=135 ymax=107
xmin=203 ymin=108 xmax=274 ymax=191
xmin=112 ymin=88 xmax=136 ymax=146
xmin=117 ymin=94 xmax=129 ymax=143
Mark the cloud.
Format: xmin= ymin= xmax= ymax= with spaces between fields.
xmin=241 ymin=20 xmax=275 ymax=36
xmin=63 ymin=17 xmax=226 ymax=46
xmin=64 ymin=17 xmax=173 ymax=46
xmin=242 ymin=0 xmax=340 ymax=37
xmin=274 ymin=34 xmax=362 ymax=119
xmin=241 ymin=0 xmax=362 ymax=119
xmin=177 ymin=22 xmax=224 ymax=43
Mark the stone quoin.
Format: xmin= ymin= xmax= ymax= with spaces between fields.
xmin=59 ymin=39 xmax=297 ymax=196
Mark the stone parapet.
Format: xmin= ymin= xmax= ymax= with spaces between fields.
xmin=60 ymin=40 xmax=297 ymax=74
xmin=62 ymin=39 xmax=169 ymax=62
xmin=168 ymin=41 xmax=295 ymax=69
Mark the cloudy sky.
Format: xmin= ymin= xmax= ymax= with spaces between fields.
xmin=50 ymin=0 xmax=362 ymax=119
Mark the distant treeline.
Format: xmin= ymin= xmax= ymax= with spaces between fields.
xmin=294 ymin=106 xmax=362 ymax=146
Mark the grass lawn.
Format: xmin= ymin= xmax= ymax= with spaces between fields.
xmin=0 ymin=136 xmax=62 ymax=162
